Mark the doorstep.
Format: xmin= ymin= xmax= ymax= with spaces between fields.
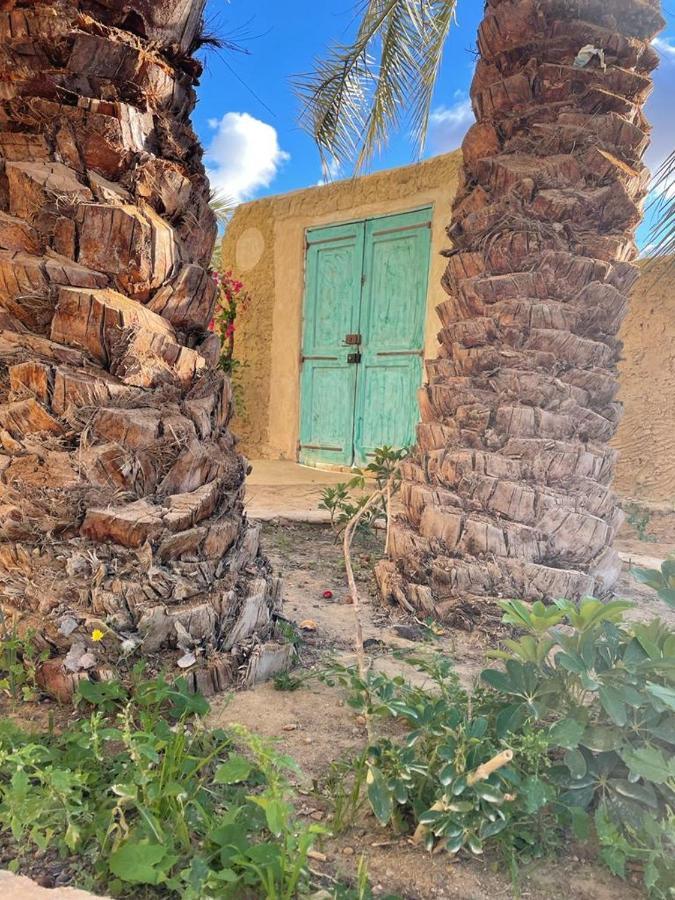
xmin=244 ymin=459 xmax=369 ymax=522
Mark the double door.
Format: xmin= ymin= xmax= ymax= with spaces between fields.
xmin=299 ymin=207 xmax=431 ymax=467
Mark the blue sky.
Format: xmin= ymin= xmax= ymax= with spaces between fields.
xmin=194 ymin=1 xmax=674 ymax=251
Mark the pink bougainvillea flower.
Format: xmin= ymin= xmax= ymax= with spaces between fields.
xmin=225 ymin=322 xmax=236 ymax=338
xmin=232 ymin=280 xmax=243 ymax=293
xmin=208 ymin=318 xmax=215 ymax=332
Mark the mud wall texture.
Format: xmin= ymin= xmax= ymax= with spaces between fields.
xmin=221 ymin=155 xmax=673 ymax=506
xmin=220 ymin=152 xmax=463 ymax=459
xmin=611 ymin=258 xmax=675 ymax=505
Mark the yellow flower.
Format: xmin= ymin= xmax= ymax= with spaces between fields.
xmin=91 ymin=629 xmax=105 ymax=642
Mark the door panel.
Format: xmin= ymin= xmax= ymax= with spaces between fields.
xmin=356 ymin=357 xmax=421 ymax=455
xmin=299 ymin=222 xmax=364 ymax=467
xmin=354 ymin=209 xmax=431 ymax=465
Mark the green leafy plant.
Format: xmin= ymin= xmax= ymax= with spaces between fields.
xmin=272 ymin=671 xmax=307 ymax=692
xmin=0 ymin=674 xmax=326 ymax=899
xmin=319 ymin=445 xmax=408 ymax=535
xmin=632 ymin=556 xmax=675 ymax=608
xmin=320 ymin=600 xmax=675 ymax=897
xmin=320 ymin=750 xmax=369 ymax=833
xmin=319 ymin=654 xmax=560 ymax=863
xmin=483 ymin=598 xmax=675 ymax=897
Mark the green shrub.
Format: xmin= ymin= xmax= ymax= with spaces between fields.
xmin=484 ymin=597 xmax=675 ymax=896
xmin=321 ymin=600 xmax=675 ymax=897
xmin=624 ymin=502 xmax=656 ymax=542
xmin=632 ymin=556 xmax=675 ymax=608
xmin=321 ymin=655 xmax=561 ymax=862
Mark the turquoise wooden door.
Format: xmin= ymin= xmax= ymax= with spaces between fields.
xmin=299 ymin=221 xmax=364 ymax=467
xmin=300 ymin=208 xmax=431 ymax=467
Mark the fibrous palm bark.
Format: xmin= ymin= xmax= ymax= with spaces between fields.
xmin=0 ymin=0 xmax=280 ymax=696
xmin=377 ymin=0 xmax=664 ymax=622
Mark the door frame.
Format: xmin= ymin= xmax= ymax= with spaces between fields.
xmin=298 ymin=205 xmax=433 ymax=470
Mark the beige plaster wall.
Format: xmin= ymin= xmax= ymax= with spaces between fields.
xmin=221 ymin=151 xmax=463 ymax=460
xmin=222 ymin=155 xmax=674 ymax=505
xmin=611 ymin=259 xmax=675 ymax=505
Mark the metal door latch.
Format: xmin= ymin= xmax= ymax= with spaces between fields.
xmin=344 ymin=333 xmax=361 ymax=345
xmin=347 ymin=352 xmax=362 ymax=364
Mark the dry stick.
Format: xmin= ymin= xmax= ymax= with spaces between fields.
xmin=384 ymin=477 xmax=392 ymax=558
xmin=466 ymin=748 xmax=513 ymax=785
xmin=342 ymin=464 xmax=402 ymax=744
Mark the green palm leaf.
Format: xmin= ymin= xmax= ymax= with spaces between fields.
xmin=209 ymin=189 xmax=236 ymax=225
xmin=646 ymin=148 xmax=675 ymax=260
xmin=295 ymin=0 xmax=457 ymax=172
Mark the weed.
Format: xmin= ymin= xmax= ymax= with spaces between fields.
xmin=319 ymin=751 xmax=369 ymax=833
xmin=0 ymin=674 xmax=326 ymax=899
xmin=273 ymin=671 xmax=306 ymax=692
xmin=625 ymin=502 xmax=656 ymax=542
xmin=0 ymin=613 xmax=48 ymax=702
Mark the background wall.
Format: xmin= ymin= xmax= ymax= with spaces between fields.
xmin=611 ymin=258 xmax=675 ymax=505
xmin=222 ymin=155 xmax=674 ymax=506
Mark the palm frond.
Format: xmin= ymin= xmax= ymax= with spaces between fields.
xmin=295 ymin=0 xmax=457 ymax=172
xmin=646 ymin=149 xmax=675 ymax=260
xmin=209 ymin=189 xmax=237 ymax=226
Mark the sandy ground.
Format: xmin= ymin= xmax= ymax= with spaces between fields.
xmin=245 ymin=459 xmax=353 ymax=522
xmin=207 ymin=519 xmax=673 ymax=900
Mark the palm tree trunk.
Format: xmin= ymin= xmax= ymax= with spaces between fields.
xmin=377 ymin=0 xmax=664 ymax=623
xmin=0 ymin=0 xmax=279 ymax=697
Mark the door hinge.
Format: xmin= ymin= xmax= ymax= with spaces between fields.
xmin=361 ymin=273 xmax=366 ymax=286
xmin=347 ymin=352 xmax=362 ymax=364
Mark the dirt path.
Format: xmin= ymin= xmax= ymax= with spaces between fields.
xmin=207 ymin=520 xmax=667 ymax=900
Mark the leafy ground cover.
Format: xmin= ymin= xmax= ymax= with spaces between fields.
xmin=0 ymin=669 xmax=371 ymax=899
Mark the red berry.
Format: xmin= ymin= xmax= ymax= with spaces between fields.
xmin=322 ymin=590 xmax=333 ymax=599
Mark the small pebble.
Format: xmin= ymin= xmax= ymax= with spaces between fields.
xmin=342 ymin=847 xmax=355 ymax=856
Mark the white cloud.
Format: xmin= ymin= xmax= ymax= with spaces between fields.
xmin=205 ymin=112 xmax=289 ymax=204
xmin=426 ymin=96 xmax=475 ymax=154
